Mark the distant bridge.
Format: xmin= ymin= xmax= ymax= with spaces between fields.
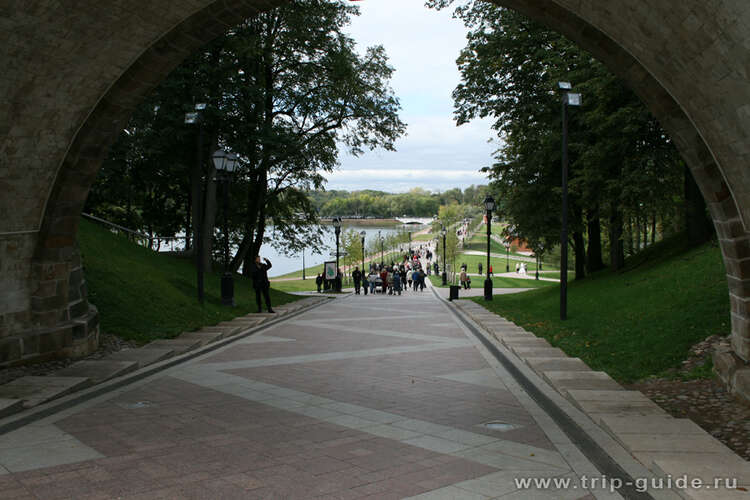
xmin=395 ymin=217 xmax=434 ymax=225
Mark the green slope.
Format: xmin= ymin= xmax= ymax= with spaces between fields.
xmin=474 ymin=236 xmax=730 ymax=383
xmin=78 ymin=218 xmax=301 ymax=343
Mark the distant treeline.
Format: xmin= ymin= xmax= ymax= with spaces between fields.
xmin=310 ymin=186 xmax=490 ymax=218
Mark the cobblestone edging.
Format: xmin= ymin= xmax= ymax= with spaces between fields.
xmin=0 ymin=297 xmax=329 ymax=427
xmin=452 ymin=300 xmax=750 ymax=500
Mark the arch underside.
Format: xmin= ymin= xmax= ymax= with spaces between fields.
xmin=1 ymin=1 xmax=749 ymax=388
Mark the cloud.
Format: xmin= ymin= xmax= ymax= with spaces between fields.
xmin=325 ymin=0 xmax=499 ymax=193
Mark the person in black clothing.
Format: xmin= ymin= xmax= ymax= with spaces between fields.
xmin=315 ymin=273 xmax=323 ymax=293
xmin=251 ymin=256 xmax=274 ymax=313
xmin=352 ymin=266 xmax=362 ymax=295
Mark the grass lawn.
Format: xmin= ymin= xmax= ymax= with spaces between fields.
xmin=413 ymin=233 xmax=436 ymax=242
xmin=270 ymin=278 xmax=321 ymax=293
xmin=473 ymin=236 xmax=730 ymax=383
xmin=429 ymin=274 xmax=554 ymax=289
xmin=448 ymin=253 xmax=556 ymax=275
xmin=79 ymin=218 xmax=302 ymax=344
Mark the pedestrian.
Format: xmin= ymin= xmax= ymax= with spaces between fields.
xmin=352 ymin=266 xmax=362 ymax=295
xmin=363 ymin=271 xmax=369 ymax=295
xmin=489 ymin=264 xmax=493 ymax=276
xmin=380 ymin=267 xmax=388 ymax=294
xmin=393 ymin=270 xmax=402 ymax=295
xmin=368 ymin=269 xmax=377 ymax=295
xmin=478 ymin=262 xmax=482 ymax=275
xmin=412 ymin=268 xmax=419 ymax=291
xmin=315 ymin=273 xmax=323 ymax=293
xmin=460 ymin=268 xmax=468 ymax=289
xmin=251 ymin=256 xmax=274 ymax=313
xmin=515 ymin=262 xmax=520 ymax=274
xmin=521 ymin=262 xmax=527 ymax=276
xmin=418 ymin=268 xmax=426 ymax=291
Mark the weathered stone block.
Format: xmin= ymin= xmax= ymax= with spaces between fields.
xmin=38 ymin=326 xmax=73 ymax=353
xmin=69 ymin=298 xmax=88 ymax=319
xmin=735 ymin=368 xmax=750 ymax=404
xmin=713 ymin=347 xmax=741 ymax=385
xmin=0 ymin=337 xmax=22 ymax=363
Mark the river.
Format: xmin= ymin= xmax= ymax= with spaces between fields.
xmin=261 ymin=224 xmax=426 ymax=277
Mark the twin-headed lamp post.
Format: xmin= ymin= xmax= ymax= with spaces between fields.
xmin=333 ymin=216 xmax=342 ymax=292
xmin=213 ymin=149 xmax=240 ymax=307
xmin=483 ymin=196 xmax=496 ymax=301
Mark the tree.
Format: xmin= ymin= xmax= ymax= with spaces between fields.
xmin=430 ymin=1 xmax=687 ymax=277
xmin=89 ymin=0 xmax=405 ymax=276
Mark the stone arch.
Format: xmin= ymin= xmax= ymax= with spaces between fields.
xmin=1 ymin=1 xmax=749 ymax=389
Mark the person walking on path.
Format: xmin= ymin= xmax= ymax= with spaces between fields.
xmin=460 ymin=267 xmax=468 ymax=290
xmin=489 ymin=264 xmax=493 ymax=276
xmin=251 ymin=256 xmax=274 ymax=313
xmin=352 ymin=267 xmax=362 ymax=295
xmin=418 ymin=268 xmax=426 ymax=291
xmin=478 ymin=262 xmax=482 ymax=276
xmin=315 ymin=273 xmax=323 ymax=293
xmin=393 ymin=269 xmax=402 ymax=295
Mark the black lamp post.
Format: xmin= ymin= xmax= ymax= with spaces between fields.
xmin=213 ymin=149 xmax=240 ymax=307
xmin=378 ymin=230 xmax=384 ymax=267
xmin=441 ymin=226 xmax=447 ymax=285
xmin=483 ymin=196 xmax=496 ymax=301
xmin=559 ymin=81 xmax=581 ymax=320
xmin=185 ymin=103 xmax=207 ymax=304
xmin=360 ymin=230 xmax=366 ymax=271
xmin=333 ymin=216 xmax=342 ymax=292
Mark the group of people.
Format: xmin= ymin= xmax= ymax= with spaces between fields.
xmin=313 ymin=247 xmax=435 ymax=296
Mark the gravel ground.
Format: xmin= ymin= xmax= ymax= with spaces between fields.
xmin=0 ymin=334 xmax=138 ymax=386
xmin=628 ymin=335 xmax=750 ymax=462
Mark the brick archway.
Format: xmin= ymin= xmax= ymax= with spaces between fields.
xmin=1 ymin=1 xmax=749 ymax=389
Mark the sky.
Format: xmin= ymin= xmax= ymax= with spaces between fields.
xmin=323 ymin=0 xmax=498 ymax=193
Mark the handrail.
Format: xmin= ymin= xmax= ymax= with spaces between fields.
xmin=81 ymin=213 xmax=188 ymax=251
xmin=81 ymin=213 xmax=151 ymax=240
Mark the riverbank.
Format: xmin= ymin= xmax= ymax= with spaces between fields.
xmin=319 ymin=218 xmax=402 ymax=227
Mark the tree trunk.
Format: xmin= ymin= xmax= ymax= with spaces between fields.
xmin=685 ymin=165 xmax=713 ymax=245
xmin=635 ymin=211 xmax=641 ymax=252
xmin=651 ymin=214 xmax=656 ymax=245
xmin=627 ymin=216 xmax=634 ymax=256
xmin=573 ymin=231 xmax=586 ymax=281
xmin=586 ymin=209 xmax=605 ymax=273
xmin=609 ymin=208 xmax=625 ymax=270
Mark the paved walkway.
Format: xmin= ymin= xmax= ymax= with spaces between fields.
xmin=0 ymin=293 xmax=627 ymax=499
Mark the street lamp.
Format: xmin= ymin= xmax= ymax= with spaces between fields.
xmin=483 ymin=196 xmax=496 ymax=301
xmin=441 ymin=226 xmax=447 ymax=285
xmin=213 ymin=149 xmax=240 ymax=306
xmin=360 ymin=230 xmax=366 ymax=272
xmin=559 ymin=81 xmax=581 ymax=320
xmin=333 ymin=216 xmax=342 ymax=292
xmin=185 ymin=102 xmax=208 ymax=304
xmin=378 ymin=230 xmax=384 ymax=267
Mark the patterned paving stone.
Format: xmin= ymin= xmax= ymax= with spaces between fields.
xmin=0 ymin=292 xmax=611 ymax=498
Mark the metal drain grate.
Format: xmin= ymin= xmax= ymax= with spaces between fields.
xmin=116 ymin=401 xmax=154 ymax=410
xmin=480 ymin=421 xmax=519 ymax=431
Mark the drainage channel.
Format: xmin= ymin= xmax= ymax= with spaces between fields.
xmin=431 ymin=286 xmax=653 ymax=500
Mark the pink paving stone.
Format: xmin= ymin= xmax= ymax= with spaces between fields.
xmin=4 ymin=295 xmax=569 ymax=497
